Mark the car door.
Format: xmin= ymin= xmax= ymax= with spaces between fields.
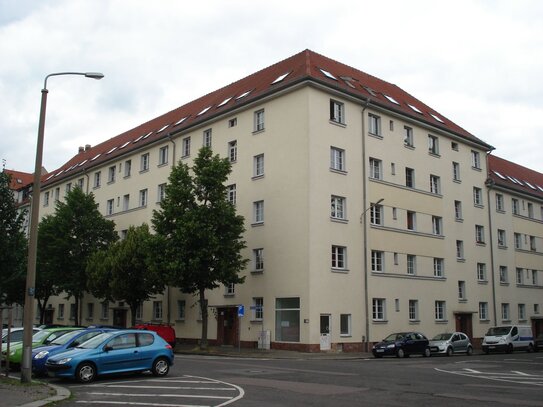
xmin=404 ymin=333 xmax=419 ymax=354
xmin=98 ymin=333 xmax=138 ymax=374
xmin=134 ymin=333 xmax=156 ymax=370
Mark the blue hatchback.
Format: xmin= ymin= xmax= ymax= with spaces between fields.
xmin=45 ymin=329 xmax=174 ymax=383
xmin=32 ymin=328 xmax=115 ymax=375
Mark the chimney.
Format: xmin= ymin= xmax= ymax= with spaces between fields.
xmin=78 ymin=146 xmax=84 ymax=153
xmin=85 ymin=144 xmax=91 ymax=151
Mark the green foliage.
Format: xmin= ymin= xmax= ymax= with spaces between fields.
xmin=0 ymin=170 xmax=27 ymax=305
xmin=87 ymin=224 xmax=165 ymax=325
xmin=152 ymin=147 xmax=248 ymax=347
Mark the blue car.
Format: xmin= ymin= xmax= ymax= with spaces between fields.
xmin=45 ymin=329 xmax=174 ymax=383
xmin=32 ymin=328 xmax=115 ymax=375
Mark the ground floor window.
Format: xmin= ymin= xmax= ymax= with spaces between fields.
xmin=275 ymin=297 xmax=300 ymax=342
xmin=340 ymin=314 xmax=351 ymax=336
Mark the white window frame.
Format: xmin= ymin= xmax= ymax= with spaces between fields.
xmin=496 ymin=193 xmax=504 ymax=212
xmin=182 ymin=137 xmax=191 ymax=157
xmin=369 ymin=158 xmax=382 ymax=179
xmin=475 ymin=225 xmax=485 ymax=244
xmin=158 ymin=145 xmax=169 ymax=166
xmin=330 ymin=147 xmax=345 ymax=171
xmin=428 ymin=135 xmax=439 ymax=155
xmin=372 ymin=298 xmax=386 ymax=321
xmin=203 ymin=128 xmax=212 ymax=147
xmin=227 ymin=184 xmax=236 ymax=205
xmin=456 ymin=240 xmax=464 ymax=259
xmin=331 ymin=245 xmax=347 ymax=270
xmin=501 ymin=303 xmax=510 ymax=321
xmin=435 ymin=300 xmax=446 ymax=321
xmin=407 ymin=254 xmax=416 ymax=275
xmin=124 ymin=159 xmax=132 ymax=177
xmin=177 ymin=300 xmax=186 ymax=320
xmin=432 ymin=216 xmax=442 ymax=235
xmin=106 ymin=199 xmax=114 ymax=215
xmin=452 ymin=162 xmax=461 ymax=181
xmin=497 ymin=229 xmax=506 ymax=247
xmin=458 ymin=280 xmax=466 ymax=300
xmin=434 ymin=258 xmax=444 ymax=277
xmin=228 ymin=140 xmax=237 ymax=162
xmin=253 ymin=248 xmax=264 ymax=271
xmin=331 ymin=195 xmax=346 ymax=220
xmin=108 ymin=166 xmax=116 ymax=183
xmin=518 ymin=303 xmax=526 ymax=320
xmin=94 ymin=171 xmax=101 ymax=188
xmin=405 ymin=167 xmax=415 ymax=188
xmin=153 ymin=301 xmax=163 ymax=320
xmin=473 ymin=187 xmax=483 ymax=206
xmin=157 ymin=183 xmax=166 ymax=203
xmin=471 ymin=150 xmax=481 ymax=169
xmin=139 ymin=188 xmax=148 ymax=207
xmin=479 ymin=302 xmax=488 ymax=320
xmin=122 ymin=194 xmax=130 ymax=211
xmin=499 ymin=266 xmax=508 ymax=284
xmin=340 ymin=314 xmax=351 ymax=336
xmin=253 ymin=297 xmax=263 ymax=321
xmin=253 ymin=154 xmax=264 ymax=178
xmin=368 ymin=113 xmax=381 ymax=136
xmin=253 ymin=200 xmax=264 ymax=224
xmin=254 ymin=109 xmax=265 ymax=132
xmin=371 ymin=250 xmax=384 ymax=272
xmin=477 ymin=263 xmax=487 ymax=281
xmin=407 ymin=211 xmax=416 ymax=231
xmin=141 ymin=153 xmax=150 ymax=172
xmin=404 ymin=126 xmax=414 ymax=147
xmin=370 ymin=204 xmax=383 ymax=225
xmin=330 ymin=99 xmax=345 ymax=124
xmin=408 ymin=300 xmax=419 ymax=321
xmin=430 ymin=174 xmax=441 ymax=194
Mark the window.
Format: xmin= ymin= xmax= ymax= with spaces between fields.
xmin=407 ymin=211 xmax=416 ymax=231
xmin=331 ymin=245 xmax=347 ymax=270
xmin=471 ymin=150 xmax=481 ymax=169
xmin=139 ymin=189 xmax=148 ymax=207
xmin=58 ymin=303 xmax=65 ymax=319
xmin=340 ymin=314 xmax=351 ymax=336
xmin=124 ymin=160 xmax=131 ymax=177
xmin=228 ymin=118 xmax=237 ymax=128
xmin=430 ymin=175 xmax=441 ymax=194
xmin=330 ymin=100 xmax=345 ymax=124
xmin=253 ymin=248 xmax=264 ymax=271
xmin=182 ymin=137 xmax=191 ymax=157
xmin=516 ymin=268 xmax=524 ymax=285
xmin=451 ymin=141 xmax=459 ymax=151
xmin=141 ymin=153 xmax=150 ymax=171
xmin=475 ymin=225 xmax=485 ymax=244
xmin=407 ymin=255 xmax=416 ymax=275
xmin=77 ymin=178 xmax=84 ymax=189
xmin=434 ymin=258 xmax=444 ymax=277
xmin=253 ymin=298 xmax=263 ymax=321
xmin=106 ymin=199 xmax=114 ymax=215
xmin=528 ymin=202 xmax=534 ymax=218
xmin=227 ymin=184 xmax=236 ymax=205
xmin=177 ymin=300 xmax=186 ymax=320
xmin=499 ymin=266 xmax=508 ymax=284
xmin=404 ymin=126 xmax=414 ymax=147
xmin=477 ymin=263 xmax=487 ymax=281
xmin=454 ymin=200 xmax=463 ymax=220
xmin=371 ymin=250 xmax=384 ymax=272
xmin=275 ymin=298 xmax=300 ymax=342
xmin=43 ymin=191 xmax=49 ymax=207
xmin=512 ymin=198 xmax=519 ymax=214
xmin=479 ymin=302 xmax=488 ymax=320
xmin=405 ymin=167 xmax=415 ymax=188
xmin=518 ymin=304 xmax=526 ymax=320
xmin=368 ymin=114 xmax=381 ymax=136
xmin=501 ymin=303 xmax=510 ymax=321
xmin=497 ymin=229 xmax=506 ymax=247
xmin=452 ymin=162 xmax=461 ymax=181
xmin=225 ymin=283 xmax=235 ymax=296
xmin=372 ymin=298 xmax=386 ymax=321
xmin=134 ymin=303 xmax=142 ymax=321
xmin=69 ymin=303 xmax=76 ymax=320
xmin=122 ymin=194 xmax=130 ymax=211
xmin=107 ymin=166 xmax=116 ymax=183
xmin=408 ymin=300 xmax=419 ymax=321
xmin=253 ymin=200 xmax=264 ymax=224
xmin=369 ymin=158 xmax=382 ymax=179
xmin=532 ymin=269 xmax=538 ymax=285
xmin=514 ymin=233 xmax=522 ymax=249
xmin=253 ymin=154 xmax=264 ymax=178
xmin=535 ymin=304 xmax=540 ymax=314
xmin=159 ymin=145 xmax=169 ymax=165
xmin=101 ymin=301 xmax=109 ymax=319
xmin=254 ymin=109 xmax=265 ymax=132
xmin=330 ymin=147 xmax=345 ymax=171
xmin=458 ymin=281 xmax=466 ymax=300
xmin=65 ymin=182 xmax=72 ymax=195
xmin=87 ymin=303 xmax=94 ymax=319
xmin=530 ymin=235 xmax=536 ymax=251
xmin=496 ymin=194 xmax=504 ymax=212
xmin=428 ymin=135 xmax=439 ymax=155
xmin=456 ymin=240 xmax=464 ymax=259
xmin=157 ymin=183 xmax=166 ymax=202
xmin=432 ymin=216 xmax=442 ymax=235
xmin=153 ymin=301 xmax=163 ymax=320
xmin=228 ymin=140 xmax=237 ymax=162
xmin=435 ymin=301 xmax=446 ymax=321
xmin=370 ymin=203 xmax=383 ymax=225
xmin=54 ymin=187 xmax=60 ymax=202
xmin=331 ymin=195 xmax=346 ymax=220
xmin=473 ymin=187 xmax=483 ymax=206
xmin=203 ymin=129 xmax=212 ymax=147
xmin=93 ymin=171 xmax=101 ymax=188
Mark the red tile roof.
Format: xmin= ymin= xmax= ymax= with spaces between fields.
xmin=488 ymin=154 xmax=543 ymax=199
xmin=43 ymin=49 xmax=493 ymax=186
xmin=4 ymin=169 xmax=33 ymax=190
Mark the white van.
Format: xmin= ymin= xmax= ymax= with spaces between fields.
xmin=482 ymin=325 xmax=534 ymax=354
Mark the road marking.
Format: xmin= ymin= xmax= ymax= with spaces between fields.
xmin=463 ymin=368 xmax=481 ymax=373
xmin=435 ymin=368 xmax=543 ymax=387
xmin=88 ymin=392 xmax=232 ymax=400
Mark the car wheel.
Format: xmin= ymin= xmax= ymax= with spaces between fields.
xmin=527 ymin=344 xmax=534 ymax=353
xmin=446 ymin=347 xmax=453 ymax=357
xmin=506 ymin=344 xmax=513 ymax=354
xmin=76 ymin=362 xmax=96 ymax=383
xmin=466 ymin=346 xmax=473 ymax=356
xmin=151 ymin=357 xmax=169 ymax=377
xmin=396 ymin=348 xmax=405 ymax=358
xmin=373 ymin=354 xmax=383 ymax=359
xmin=423 ymin=347 xmax=431 ymax=357
xmin=484 ymin=348 xmax=490 ymax=355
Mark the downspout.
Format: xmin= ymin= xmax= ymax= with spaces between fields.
xmin=165 ymin=134 xmax=176 ymax=325
xmin=485 ymin=153 xmax=498 ymax=326
xmin=361 ymin=99 xmax=371 ymax=352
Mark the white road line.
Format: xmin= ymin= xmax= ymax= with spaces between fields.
xmin=463 ymin=368 xmax=481 ymax=373
xmin=88 ymin=392 xmax=232 ymax=400
xmin=187 ymin=375 xmax=245 ymax=407
xmin=101 ymin=385 xmax=236 ymax=391
xmin=77 ymin=401 xmax=209 ymax=407
xmin=512 ymin=370 xmax=531 ymax=376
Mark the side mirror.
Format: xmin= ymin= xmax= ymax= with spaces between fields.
xmin=104 ymin=345 xmax=113 ymax=352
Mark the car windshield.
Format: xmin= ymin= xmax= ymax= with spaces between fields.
xmin=32 ymin=330 xmax=53 ymax=342
xmin=432 ymin=333 xmax=452 ymax=341
xmin=50 ymin=330 xmax=82 ymax=345
xmin=77 ymin=332 xmax=114 ymax=349
xmin=383 ymin=333 xmax=406 ymax=342
xmin=487 ymin=326 xmax=511 ymax=336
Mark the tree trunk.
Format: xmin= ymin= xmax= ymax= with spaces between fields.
xmin=130 ymin=302 xmax=138 ymax=327
xmin=199 ymin=289 xmax=208 ymax=350
xmin=74 ymin=295 xmax=80 ymax=326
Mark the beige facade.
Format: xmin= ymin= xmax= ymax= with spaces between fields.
xmin=32 ymin=52 xmax=542 ymax=351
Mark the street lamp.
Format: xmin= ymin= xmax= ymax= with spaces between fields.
xmin=21 ymin=71 xmax=104 ymax=383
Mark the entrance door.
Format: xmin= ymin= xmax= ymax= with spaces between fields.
xmin=320 ymin=314 xmax=331 ymax=351
xmin=113 ymin=309 xmax=127 ymax=328
xmin=43 ymin=309 xmax=54 ymax=325
xmin=218 ymin=307 xmax=238 ymax=346
xmin=455 ymin=313 xmax=473 ymax=339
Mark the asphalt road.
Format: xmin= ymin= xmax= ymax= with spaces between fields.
xmin=48 ymin=352 xmax=543 ymax=406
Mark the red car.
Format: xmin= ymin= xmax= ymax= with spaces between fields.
xmin=133 ymin=323 xmax=176 ymax=347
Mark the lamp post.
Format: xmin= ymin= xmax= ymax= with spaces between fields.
xmin=20 ymin=72 xmax=104 ymax=383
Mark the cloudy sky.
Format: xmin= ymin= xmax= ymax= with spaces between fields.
xmin=1 ymin=0 xmax=542 ymax=174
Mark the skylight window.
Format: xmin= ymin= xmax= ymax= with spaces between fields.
xmin=319 ymin=68 xmax=337 ymax=80
xmin=407 ymin=104 xmax=423 ymax=114
xmin=106 ymin=146 xmax=118 ymax=155
xmin=197 ymin=106 xmax=211 ymax=116
xmin=493 ymin=171 xmax=507 ymax=180
xmin=90 ymin=153 xmax=101 ymax=161
xmin=45 ymin=174 xmax=55 ymax=181
xmin=133 ymin=135 xmax=144 ymax=143
xmin=78 ymin=159 xmax=88 ymax=167
xmin=343 ymin=80 xmax=356 ymax=89
xmin=217 ymin=97 xmax=232 ymax=107
xmin=430 ymin=113 xmax=445 ymax=123
xmin=142 ymin=132 xmax=152 ymax=139
xmin=174 ymin=116 xmax=188 ymax=126
xmin=119 ymin=141 xmax=130 ymax=149
xmin=537 ymin=185 xmax=543 ymax=192
xmin=362 ymin=86 xmax=377 ymax=96
xmin=54 ymin=170 xmax=64 ymax=177
xmin=236 ymin=90 xmax=251 ymax=100
xmin=524 ymin=181 xmax=537 ymax=190
xmin=384 ymin=94 xmax=400 ymax=105
xmin=271 ymin=72 xmax=290 ymax=84
xmin=157 ymin=124 xmax=169 ymax=133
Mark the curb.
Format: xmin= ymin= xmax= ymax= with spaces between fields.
xmin=8 ymin=375 xmax=71 ymax=407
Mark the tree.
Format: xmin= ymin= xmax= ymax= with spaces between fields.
xmin=0 ymin=170 xmax=27 ymax=306
xmin=87 ymin=224 xmax=165 ymax=326
xmin=45 ymin=187 xmax=118 ymax=325
xmin=152 ymin=147 xmax=248 ymax=349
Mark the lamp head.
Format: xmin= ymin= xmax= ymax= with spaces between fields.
xmin=84 ymin=72 xmax=105 ymax=80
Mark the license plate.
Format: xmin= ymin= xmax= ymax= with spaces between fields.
xmin=47 ymin=371 xmax=55 ymax=378
xmin=376 ymin=349 xmax=384 ymax=353
xmin=489 ymin=346 xmax=495 ymax=349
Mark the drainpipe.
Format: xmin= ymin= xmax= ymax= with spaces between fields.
xmin=361 ymin=99 xmax=371 ymax=352
xmin=165 ymin=134 xmax=176 ymax=325
xmin=485 ymin=170 xmax=498 ymax=326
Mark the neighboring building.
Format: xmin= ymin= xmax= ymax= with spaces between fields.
xmin=28 ymin=50 xmax=542 ymax=351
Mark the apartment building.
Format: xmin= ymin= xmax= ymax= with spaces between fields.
xmin=29 ymin=50 xmax=542 ymax=351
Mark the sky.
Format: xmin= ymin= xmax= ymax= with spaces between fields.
xmin=1 ymin=0 xmax=542 ymax=175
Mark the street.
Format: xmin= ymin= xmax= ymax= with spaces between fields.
xmin=48 ymin=352 xmax=543 ymax=406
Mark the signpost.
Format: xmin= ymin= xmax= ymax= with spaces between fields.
xmin=237 ymin=305 xmax=244 ymax=352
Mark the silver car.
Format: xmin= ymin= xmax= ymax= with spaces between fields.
xmin=429 ymin=332 xmax=473 ymax=356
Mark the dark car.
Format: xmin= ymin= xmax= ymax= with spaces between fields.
xmin=535 ymin=334 xmax=543 ymax=352
xmin=372 ymin=332 xmax=431 ymax=358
